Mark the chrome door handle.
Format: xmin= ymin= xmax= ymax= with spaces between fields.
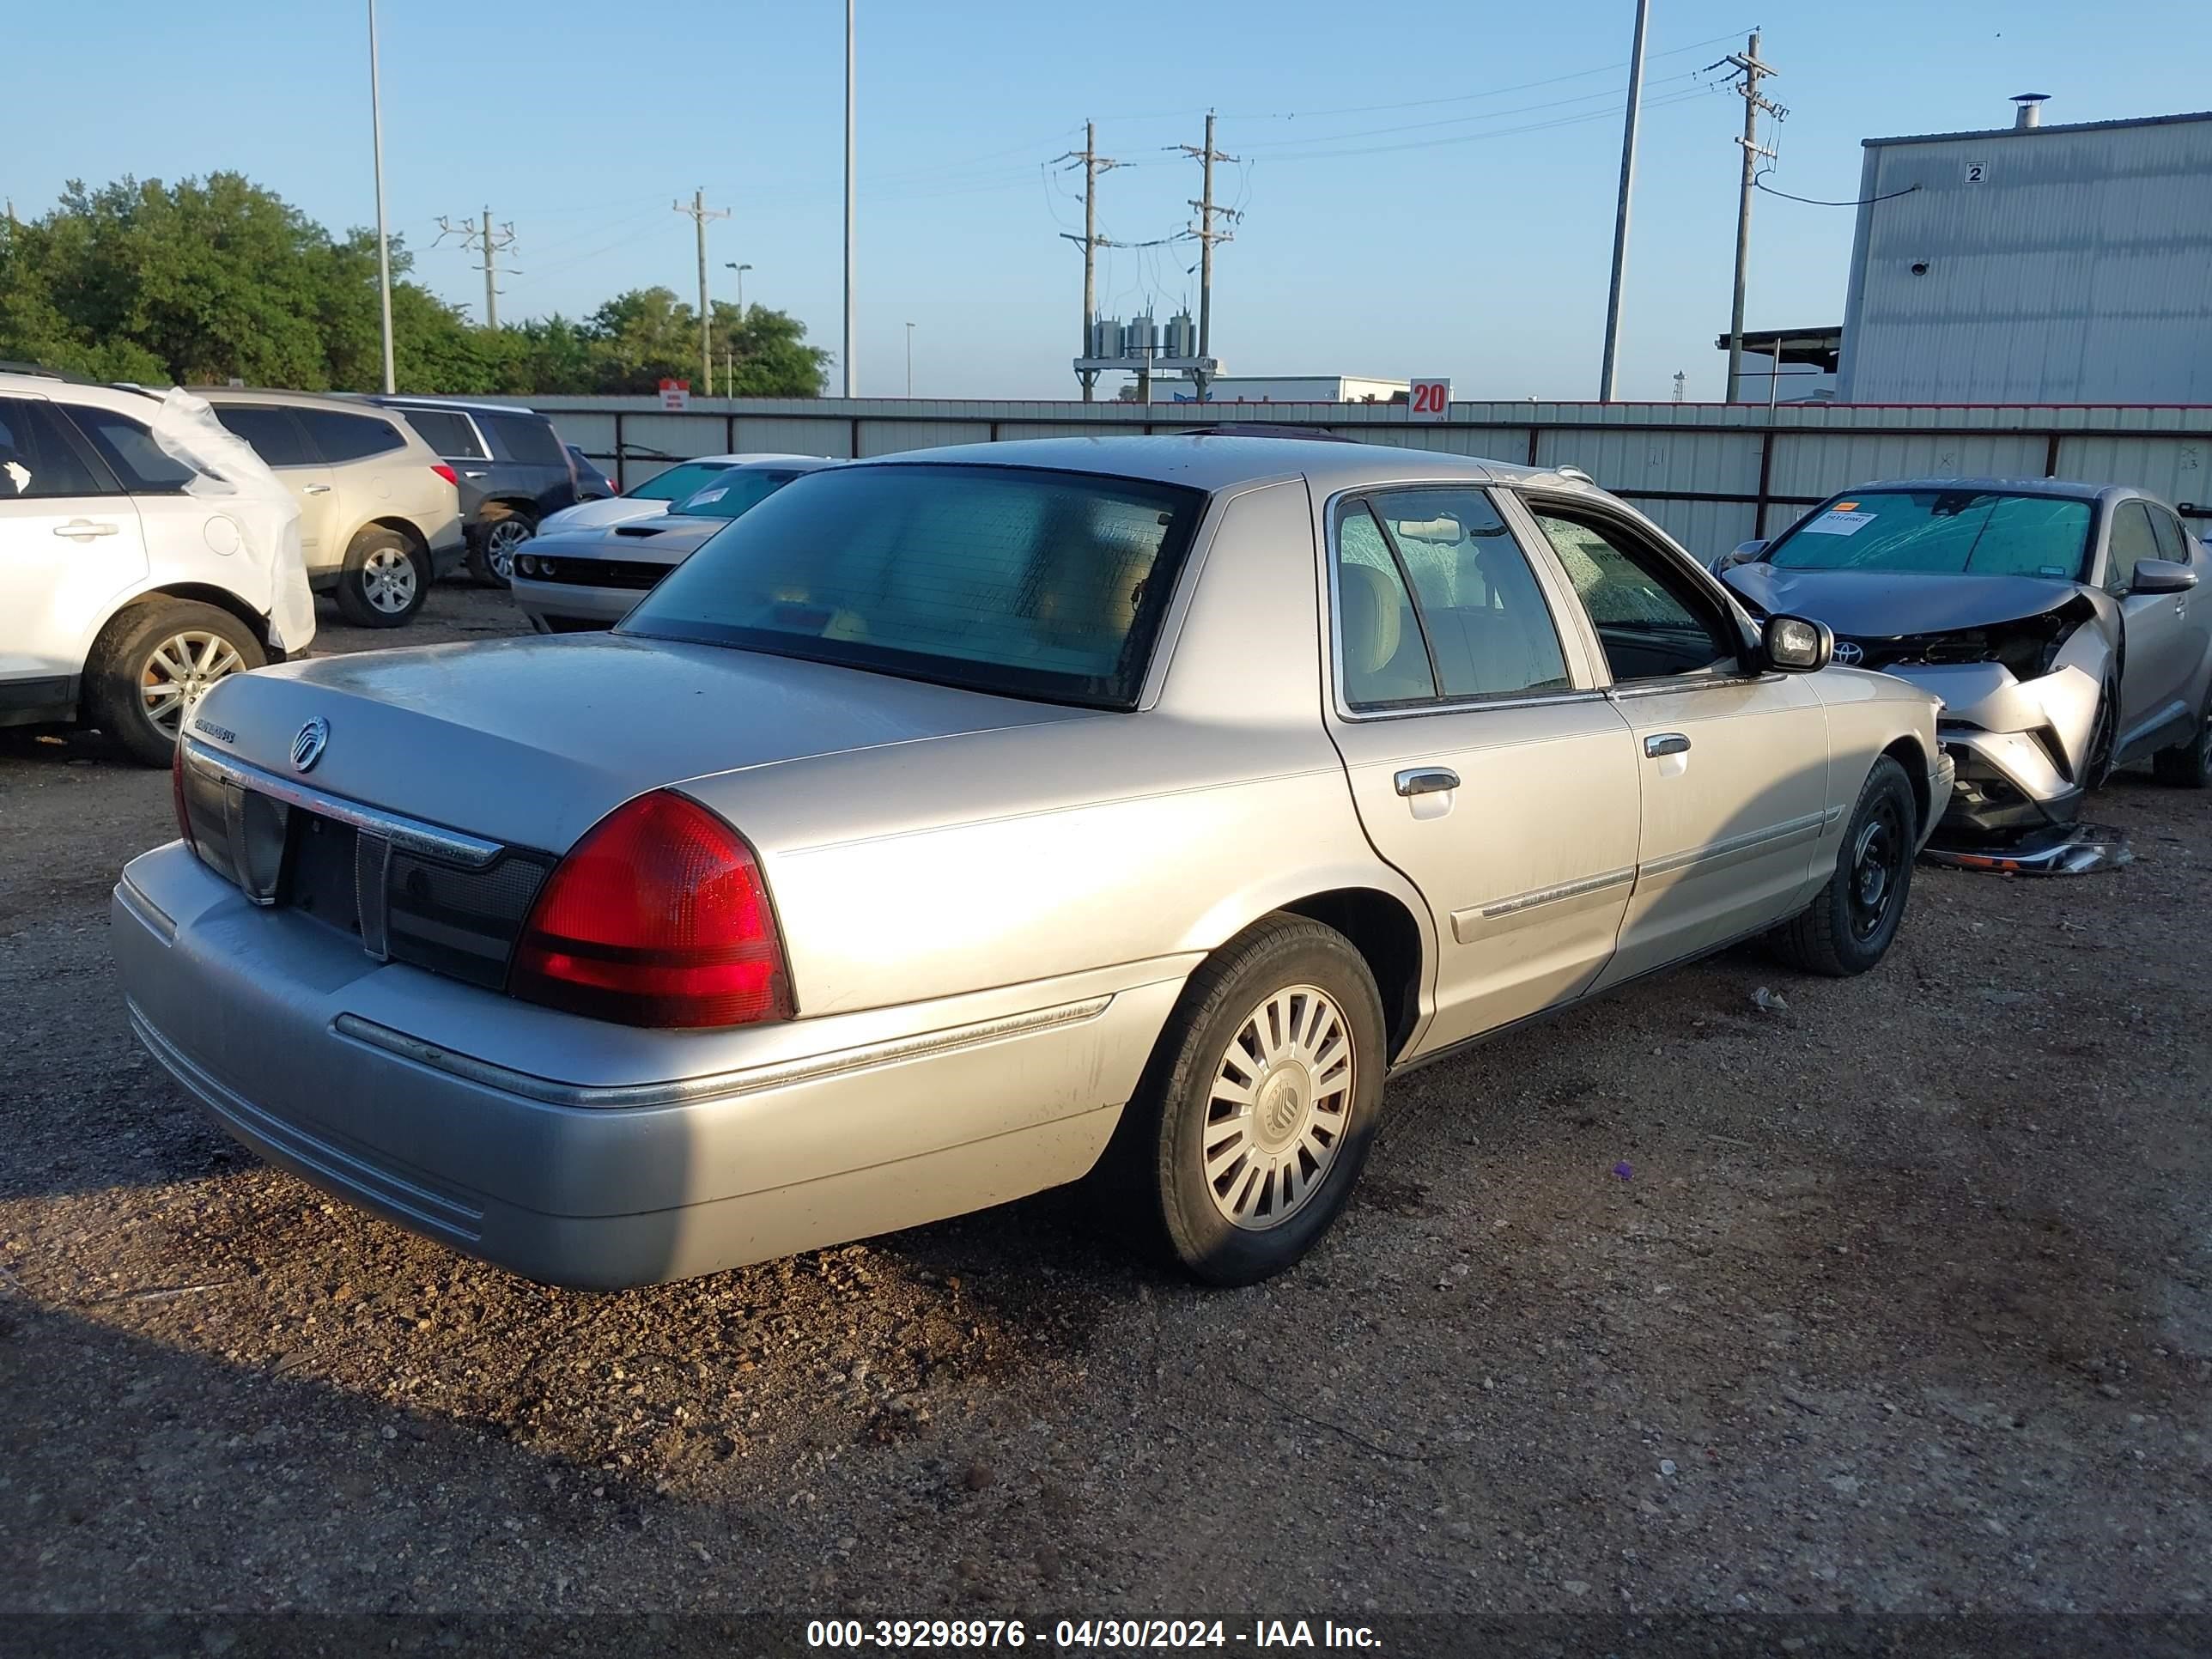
xmin=303 ymin=484 xmax=332 ymax=495
xmin=1644 ymin=732 xmax=1691 ymax=758
xmin=462 ymin=470 xmax=488 ymax=479
xmin=52 ymin=520 xmax=118 ymax=539
xmin=1395 ymin=767 xmax=1460 ymax=798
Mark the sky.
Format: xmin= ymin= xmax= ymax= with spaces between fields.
xmin=11 ymin=1 xmax=2212 ymax=402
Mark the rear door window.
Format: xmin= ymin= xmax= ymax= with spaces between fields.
xmin=1365 ymin=488 xmax=1571 ymax=700
xmin=394 ymin=407 xmax=488 ymax=459
xmin=0 ymin=398 xmax=113 ymax=499
xmin=64 ymin=406 xmax=197 ymax=494
xmin=483 ymin=413 xmax=567 ymax=468
xmin=212 ymin=404 xmax=315 ymax=467
xmin=298 ymin=409 xmax=406 ymax=463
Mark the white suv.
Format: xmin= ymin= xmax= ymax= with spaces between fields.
xmin=0 ymin=371 xmax=312 ymax=766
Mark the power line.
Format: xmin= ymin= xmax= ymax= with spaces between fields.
xmin=1754 ymin=176 xmax=1921 ymax=207
xmin=1216 ymin=28 xmax=1753 ymax=121
xmin=1232 ymin=68 xmax=1699 ymax=150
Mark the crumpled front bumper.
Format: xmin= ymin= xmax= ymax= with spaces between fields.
xmin=1885 ymin=661 xmax=2101 ymax=836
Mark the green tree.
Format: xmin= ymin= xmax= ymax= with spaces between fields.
xmin=0 ymin=175 xmax=829 ymax=398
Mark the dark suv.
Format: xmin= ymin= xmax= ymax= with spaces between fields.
xmin=370 ymin=398 xmax=579 ymax=585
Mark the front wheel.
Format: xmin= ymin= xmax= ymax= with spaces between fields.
xmin=84 ymin=600 xmax=265 ymax=768
xmin=2152 ymin=685 xmax=2212 ymax=788
xmin=1768 ymin=754 xmax=1917 ymax=978
xmin=1097 ymin=915 xmax=1387 ymax=1286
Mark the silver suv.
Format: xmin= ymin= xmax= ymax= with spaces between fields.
xmin=195 ymin=389 xmax=464 ymax=627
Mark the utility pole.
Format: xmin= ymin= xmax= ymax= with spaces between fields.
xmin=673 ymin=187 xmax=730 ymax=394
xmin=1055 ymin=122 xmax=1121 ymax=401
xmin=433 ymin=209 xmax=518 ymax=328
xmin=1722 ymin=31 xmax=1781 ymax=404
xmin=1179 ymin=112 xmax=1238 ymax=402
xmin=367 ymin=0 xmax=396 ymax=393
xmin=1596 ymin=0 xmax=1650 ymax=403
xmin=842 ymin=0 xmax=856 ymax=397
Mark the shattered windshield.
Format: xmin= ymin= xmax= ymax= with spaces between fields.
xmin=1764 ymin=490 xmax=2094 ymax=580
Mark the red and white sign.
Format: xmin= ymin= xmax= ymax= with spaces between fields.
xmin=658 ymin=378 xmax=691 ymax=410
xmin=1408 ymin=378 xmax=1451 ymax=420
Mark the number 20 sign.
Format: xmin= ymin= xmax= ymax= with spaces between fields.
xmin=1408 ymin=379 xmax=1451 ymax=419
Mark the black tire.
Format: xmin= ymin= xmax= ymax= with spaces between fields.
xmin=2083 ymin=679 xmax=2119 ymax=792
xmin=470 ymin=506 xmax=536 ymax=587
xmin=1769 ymin=754 xmax=1917 ymax=978
xmin=84 ymin=599 xmax=264 ymax=768
xmin=1095 ymin=915 xmax=1388 ymax=1286
xmin=2152 ymin=684 xmax=2212 ymax=788
xmin=332 ymin=526 xmax=428 ymax=629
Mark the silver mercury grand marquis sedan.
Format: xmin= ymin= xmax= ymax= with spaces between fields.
xmin=114 ymin=437 xmax=1951 ymax=1288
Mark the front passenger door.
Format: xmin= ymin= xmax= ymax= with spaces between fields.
xmin=2108 ymin=500 xmax=2199 ymax=747
xmin=1516 ymin=501 xmax=1832 ymax=988
xmin=1322 ymin=488 xmax=1641 ymax=1054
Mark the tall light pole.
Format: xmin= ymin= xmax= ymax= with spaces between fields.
xmin=368 ymin=0 xmax=396 ymax=393
xmin=724 ymin=261 xmax=751 ymax=316
xmin=1596 ymin=0 xmax=1650 ymax=403
xmin=842 ymin=0 xmax=856 ymax=397
xmin=905 ymin=321 xmax=915 ymax=398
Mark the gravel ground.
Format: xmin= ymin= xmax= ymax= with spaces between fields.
xmin=2 ymin=584 xmax=2209 ymax=1650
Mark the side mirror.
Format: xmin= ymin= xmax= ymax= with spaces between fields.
xmin=1711 ymin=538 xmax=1765 ymax=576
xmin=1764 ymin=612 xmax=1833 ymax=674
xmin=2129 ymin=557 xmax=2199 ymax=596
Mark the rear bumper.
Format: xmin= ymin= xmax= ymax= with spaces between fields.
xmin=508 ymin=576 xmax=641 ymax=632
xmin=112 ymin=842 xmax=1185 ymax=1289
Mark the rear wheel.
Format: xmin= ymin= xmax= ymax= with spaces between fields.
xmin=1097 ymin=915 xmax=1387 ymax=1285
xmin=470 ymin=507 xmax=535 ymax=586
xmin=332 ymin=526 xmax=426 ymax=628
xmin=1769 ymin=754 xmax=1917 ymax=978
xmin=2152 ymin=684 xmax=2212 ymax=788
xmin=84 ymin=600 xmax=264 ymax=768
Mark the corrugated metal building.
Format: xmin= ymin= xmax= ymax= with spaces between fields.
xmin=1837 ymin=103 xmax=2212 ymax=404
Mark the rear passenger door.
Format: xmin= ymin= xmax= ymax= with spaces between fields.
xmin=1322 ymin=486 xmax=1642 ymax=1053
xmin=1512 ymin=496 xmax=1832 ymax=987
xmin=210 ymin=404 xmax=335 ymax=570
xmin=294 ymin=407 xmax=411 ymax=563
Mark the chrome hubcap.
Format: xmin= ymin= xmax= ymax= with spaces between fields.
xmin=362 ymin=545 xmax=418 ymax=614
xmin=1201 ymin=984 xmax=1353 ymax=1231
xmin=486 ymin=520 xmax=528 ymax=579
xmin=140 ymin=630 xmax=244 ymax=734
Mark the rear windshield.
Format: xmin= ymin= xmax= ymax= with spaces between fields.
xmin=629 ymin=459 xmax=731 ymax=501
xmin=620 ymin=463 xmax=1203 ymax=708
xmin=1765 ymin=489 xmax=2094 ymax=580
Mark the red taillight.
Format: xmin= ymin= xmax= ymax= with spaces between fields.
xmin=171 ymin=743 xmax=193 ymax=850
xmin=431 ymin=463 xmax=459 ymax=488
xmin=508 ymin=791 xmax=793 ymax=1029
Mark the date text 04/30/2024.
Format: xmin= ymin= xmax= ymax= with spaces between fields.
xmin=805 ymin=1619 xmax=1382 ymax=1649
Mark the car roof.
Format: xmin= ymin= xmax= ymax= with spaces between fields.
xmin=185 ymin=385 xmax=418 ymax=416
xmin=1830 ymin=476 xmax=2143 ymax=504
xmin=370 ymin=395 xmax=544 ymax=417
xmin=854 ymin=434 xmax=1595 ymax=498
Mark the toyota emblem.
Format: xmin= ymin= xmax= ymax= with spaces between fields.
xmin=1832 ymin=641 xmax=1864 ymax=666
xmin=291 ymin=716 xmax=331 ymax=774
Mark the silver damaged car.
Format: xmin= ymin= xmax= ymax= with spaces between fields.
xmin=1718 ymin=479 xmax=2212 ymax=836
xmin=116 ymin=439 xmax=1950 ymax=1287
